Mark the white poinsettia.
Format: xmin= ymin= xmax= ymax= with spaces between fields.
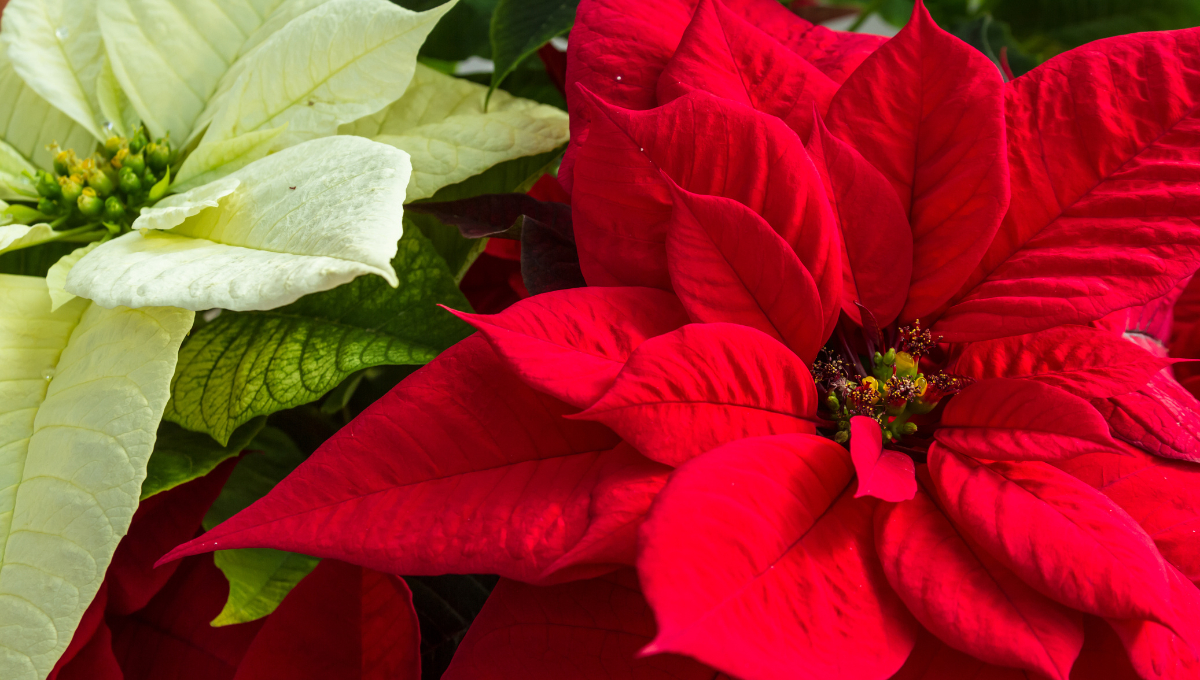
xmin=0 ymin=0 xmax=568 ymax=677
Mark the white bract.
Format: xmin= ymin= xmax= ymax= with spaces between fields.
xmin=0 ymin=0 xmax=568 ymax=677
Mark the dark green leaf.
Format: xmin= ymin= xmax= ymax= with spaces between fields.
xmin=488 ymin=0 xmax=578 ymax=104
xmin=404 ymin=574 xmax=499 ymax=679
xmin=0 ymin=241 xmax=78 ymax=276
xmin=140 ymin=418 xmax=265 ymax=500
xmin=164 ymin=228 xmax=472 ymax=445
xmin=395 ymin=0 xmax=498 ymax=61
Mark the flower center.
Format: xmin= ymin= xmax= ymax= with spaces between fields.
xmin=813 ymin=320 xmax=972 ymax=445
xmin=34 ymin=125 xmax=175 ymax=234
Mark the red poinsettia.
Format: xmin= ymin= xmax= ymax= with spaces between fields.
xmin=163 ymin=0 xmax=1200 ymax=678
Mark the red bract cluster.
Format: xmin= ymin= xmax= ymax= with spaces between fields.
xmin=164 ymin=0 xmax=1200 ymax=678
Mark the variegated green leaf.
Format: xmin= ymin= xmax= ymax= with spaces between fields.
xmin=0 ymin=274 xmax=191 ymax=680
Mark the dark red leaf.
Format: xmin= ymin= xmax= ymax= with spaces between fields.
xmin=575 ymin=323 xmax=820 ymax=466
xmin=638 ymin=434 xmax=917 ymax=679
xmin=876 ymin=483 xmax=1083 ymax=679
xmin=851 ymin=416 xmax=917 ymax=502
xmin=405 ymin=193 xmax=570 ymax=240
xmin=1091 ymin=371 xmax=1200 ymax=463
xmin=442 ymin=570 xmax=720 ymax=680
xmin=940 ymin=30 xmax=1200 ymax=341
xmin=520 ymin=215 xmax=585 ymax=296
xmin=664 ymin=182 xmax=827 ymax=364
xmin=935 ymin=378 xmax=1124 ymax=461
xmin=826 ymin=0 xmax=1008 ymax=323
xmin=928 ymin=446 xmax=1178 ymax=626
xmin=953 ymin=325 xmax=1170 ymax=399
xmin=450 ymin=287 xmax=689 ymax=409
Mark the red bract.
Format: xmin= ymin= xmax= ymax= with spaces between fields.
xmin=163 ymin=1 xmax=1200 ymax=678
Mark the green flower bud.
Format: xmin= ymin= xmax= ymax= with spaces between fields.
xmin=129 ymin=127 xmax=148 ymax=154
xmin=123 ymin=151 xmax=146 ymax=174
xmin=147 ymin=140 xmax=172 ymax=171
xmin=104 ymin=196 xmax=126 ymax=220
xmin=147 ymin=167 xmax=171 ymax=202
xmin=119 ymin=166 xmax=142 ymax=194
xmin=77 ymin=188 xmax=104 ymax=217
xmin=826 ymin=394 xmax=840 ymax=412
xmin=104 ymin=136 xmax=123 ymax=158
xmin=833 ymin=430 xmax=849 ymax=444
xmin=883 ymin=348 xmax=896 ymax=366
xmin=142 ymin=168 xmax=158 ymax=188
xmin=53 ymin=149 xmax=72 ymax=176
xmin=837 ymin=419 xmax=850 ymax=431
xmin=37 ymin=197 xmax=61 ymax=216
xmin=87 ymin=169 xmax=115 ymax=197
xmin=899 ymin=422 xmax=919 ymax=436
xmin=36 ymin=171 xmax=61 ymax=198
xmin=59 ymin=176 xmax=83 ymax=203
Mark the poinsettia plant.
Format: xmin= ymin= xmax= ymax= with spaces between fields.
xmin=162 ymin=0 xmax=1200 ymax=677
xmin=0 ymin=0 xmax=568 ymax=677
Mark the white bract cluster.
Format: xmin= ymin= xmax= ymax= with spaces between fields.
xmin=0 ymin=0 xmax=568 ymax=677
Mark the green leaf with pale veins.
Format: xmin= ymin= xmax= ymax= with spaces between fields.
xmin=163 ymin=226 xmax=472 ymax=445
xmin=488 ymin=0 xmax=578 ymax=104
xmin=139 ymin=418 xmax=266 ymax=500
xmin=201 ymin=426 xmax=319 ymax=626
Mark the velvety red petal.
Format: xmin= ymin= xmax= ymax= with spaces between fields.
xmin=450 ymin=287 xmax=689 ymax=409
xmin=935 ymin=378 xmax=1123 ymax=461
xmin=826 ymin=1 xmax=1008 ymax=323
xmin=443 ymin=570 xmax=721 ymax=679
xmin=876 ymin=483 xmax=1083 ymax=679
xmin=162 ymin=337 xmax=667 ymax=585
xmin=665 ymin=183 xmax=826 ymax=364
xmin=940 ymin=30 xmax=1200 ymax=341
xmin=953 ymin=325 xmax=1170 ymax=399
xmin=575 ymin=323 xmax=819 ymax=466
xmin=1056 ymin=444 xmax=1200 ymax=584
xmin=107 ymin=458 xmax=239 ymax=615
xmin=1091 ymin=371 xmax=1200 ymax=463
xmin=808 ymin=113 xmax=913 ymax=328
xmin=1067 ymin=617 xmax=1142 ymax=680
xmin=638 ymin=434 xmax=918 ymax=680
xmin=851 ymin=416 xmax=917 ymax=502
xmin=109 ymin=555 xmax=265 ymax=680
xmin=1106 ymin=566 xmax=1200 ymax=680
xmin=928 ymin=446 xmax=1177 ymax=626
xmin=571 ymin=89 xmax=841 ymax=334
xmin=657 ymin=0 xmax=837 ymax=140
xmin=233 ymin=561 xmax=420 ymax=680
xmin=890 ymin=627 xmax=1039 ymax=680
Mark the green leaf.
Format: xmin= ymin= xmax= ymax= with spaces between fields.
xmin=201 ymin=426 xmax=319 ymax=626
xmin=341 ymin=64 xmax=569 ymax=201
xmin=0 ymin=274 xmax=191 ymax=680
xmin=140 ymin=418 xmax=265 ymax=500
xmin=211 ymin=548 xmax=320 ymax=626
xmin=487 ymin=0 xmax=577 ymax=105
xmin=409 ymin=144 xmax=562 ymax=281
xmin=0 ymin=241 xmax=79 ymax=277
xmin=397 ymin=0 xmax=497 ymax=61
xmin=163 ymin=226 xmax=472 ymax=445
